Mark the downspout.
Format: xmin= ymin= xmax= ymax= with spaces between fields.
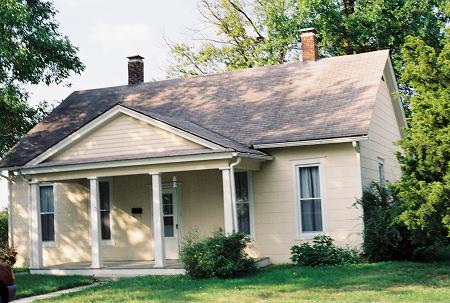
xmin=229 ymin=157 xmax=242 ymax=233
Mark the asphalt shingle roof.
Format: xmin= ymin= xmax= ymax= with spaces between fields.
xmin=0 ymin=50 xmax=389 ymax=168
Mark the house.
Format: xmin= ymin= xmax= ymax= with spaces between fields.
xmin=0 ymin=28 xmax=406 ymax=276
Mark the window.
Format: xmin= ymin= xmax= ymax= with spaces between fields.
xmin=40 ymin=186 xmax=55 ymax=242
xmin=235 ymin=171 xmax=252 ymax=235
xmin=99 ymin=181 xmax=111 ymax=240
xmin=162 ymin=192 xmax=175 ymax=237
xmin=379 ymin=162 xmax=385 ymax=185
xmin=297 ymin=164 xmax=324 ymax=234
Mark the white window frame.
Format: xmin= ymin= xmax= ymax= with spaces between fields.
xmin=292 ymin=158 xmax=328 ymax=239
xmin=378 ymin=158 xmax=385 ymax=185
xmin=98 ymin=178 xmax=114 ymax=245
xmin=234 ymin=170 xmax=255 ymax=238
xmin=39 ymin=183 xmax=57 ymax=247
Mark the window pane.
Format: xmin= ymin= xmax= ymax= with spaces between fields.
xmin=301 ymin=199 xmax=323 ymax=232
xmin=164 ymin=216 xmax=174 ymax=237
xmin=40 ymin=186 xmax=54 ymax=213
xmin=237 ymin=203 xmax=250 ymax=235
xmin=99 ymin=182 xmax=110 ymax=211
xmin=163 ymin=194 xmax=173 ymax=215
xmin=41 ymin=214 xmax=55 ymax=242
xmin=101 ymin=211 xmax=111 ymax=240
xmin=299 ymin=166 xmax=320 ymax=198
xmin=379 ymin=163 xmax=385 ymax=184
xmin=235 ymin=172 xmax=249 ymax=203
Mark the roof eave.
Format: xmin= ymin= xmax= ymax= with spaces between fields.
xmin=252 ymin=135 xmax=369 ymax=149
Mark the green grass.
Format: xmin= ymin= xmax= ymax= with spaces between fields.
xmin=15 ymin=274 xmax=96 ymax=299
xmin=41 ymin=261 xmax=450 ymax=303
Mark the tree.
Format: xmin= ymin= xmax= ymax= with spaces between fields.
xmin=167 ymin=0 xmax=448 ymax=79
xmin=0 ymin=0 xmax=84 ymax=157
xmin=394 ymin=30 xmax=450 ymax=249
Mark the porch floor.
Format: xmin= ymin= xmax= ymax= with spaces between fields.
xmin=44 ymin=259 xmax=184 ymax=270
xmin=29 ymin=257 xmax=270 ymax=277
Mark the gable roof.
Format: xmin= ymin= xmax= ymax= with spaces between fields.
xmin=0 ymin=50 xmax=391 ymax=169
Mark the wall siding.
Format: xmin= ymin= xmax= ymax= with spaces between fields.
xmin=251 ymin=143 xmax=363 ymax=263
xmin=50 ymin=114 xmax=204 ymax=161
xmin=360 ymin=79 xmax=403 ymax=187
xmin=11 ymin=145 xmax=363 ymax=266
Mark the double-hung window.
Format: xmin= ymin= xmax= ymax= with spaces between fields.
xmin=234 ymin=171 xmax=252 ymax=235
xmin=99 ymin=180 xmax=112 ymax=241
xmin=40 ymin=185 xmax=55 ymax=242
xmin=378 ymin=161 xmax=385 ymax=185
xmin=295 ymin=160 xmax=325 ymax=236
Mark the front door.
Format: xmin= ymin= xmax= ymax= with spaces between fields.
xmin=162 ymin=188 xmax=180 ymax=259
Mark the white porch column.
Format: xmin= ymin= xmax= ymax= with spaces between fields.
xmin=29 ymin=181 xmax=42 ymax=269
xmin=89 ymin=177 xmax=102 ymax=269
xmin=151 ymin=173 xmax=166 ymax=267
xmin=221 ymin=169 xmax=234 ymax=234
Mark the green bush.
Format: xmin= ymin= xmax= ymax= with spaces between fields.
xmin=0 ymin=210 xmax=16 ymax=266
xmin=356 ymin=183 xmax=417 ymax=261
xmin=0 ymin=210 xmax=8 ymax=247
xmin=291 ymin=235 xmax=360 ymax=266
xmin=180 ymin=230 xmax=256 ymax=278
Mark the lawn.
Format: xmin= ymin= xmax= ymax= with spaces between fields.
xmin=42 ymin=261 xmax=450 ymax=303
xmin=15 ymin=274 xmax=96 ymax=299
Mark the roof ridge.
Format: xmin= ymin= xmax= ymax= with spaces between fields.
xmin=71 ymin=49 xmax=390 ymax=95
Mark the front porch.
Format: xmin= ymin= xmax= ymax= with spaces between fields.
xmin=29 ymin=257 xmax=271 ymax=277
xmin=25 ymin=154 xmax=269 ymax=276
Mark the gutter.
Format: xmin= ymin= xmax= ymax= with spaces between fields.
xmin=253 ymin=135 xmax=369 ymax=149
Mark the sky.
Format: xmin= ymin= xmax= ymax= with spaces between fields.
xmin=25 ymin=0 xmax=210 ymax=107
xmin=1 ymin=0 xmax=210 ymax=208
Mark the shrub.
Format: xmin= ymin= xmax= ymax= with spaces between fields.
xmin=0 ymin=246 xmax=16 ymax=266
xmin=180 ymin=230 xmax=256 ymax=278
xmin=291 ymin=235 xmax=360 ymax=266
xmin=0 ymin=210 xmax=8 ymax=247
xmin=356 ymin=182 xmax=417 ymax=261
xmin=0 ymin=210 xmax=16 ymax=266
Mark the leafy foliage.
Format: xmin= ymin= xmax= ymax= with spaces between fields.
xmin=394 ymin=26 xmax=450 ymax=248
xmin=0 ymin=210 xmax=16 ymax=266
xmin=0 ymin=0 xmax=84 ymax=157
xmin=180 ymin=230 xmax=256 ymax=278
xmin=167 ymin=0 xmax=448 ymax=79
xmin=290 ymin=235 xmax=360 ymax=266
xmin=356 ymin=183 xmax=417 ymax=261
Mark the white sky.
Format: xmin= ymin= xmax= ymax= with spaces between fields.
xmin=25 ymin=0 xmax=210 ymax=106
xmin=1 ymin=0 xmax=210 ymax=208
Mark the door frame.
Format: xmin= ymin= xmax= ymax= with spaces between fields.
xmin=162 ymin=186 xmax=181 ymax=258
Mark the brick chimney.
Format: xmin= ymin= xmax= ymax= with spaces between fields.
xmin=300 ymin=28 xmax=318 ymax=62
xmin=127 ymin=55 xmax=144 ymax=85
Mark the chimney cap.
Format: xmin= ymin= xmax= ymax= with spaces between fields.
xmin=299 ymin=28 xmax=317 ymax=35
xmin=127 ymin=55 xmax=145 ymax=61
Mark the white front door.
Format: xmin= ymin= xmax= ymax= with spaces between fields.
xmin=162 ymin=188 xmax=180 ymax=259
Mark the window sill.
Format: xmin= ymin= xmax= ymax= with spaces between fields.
xmin=101 ymin=240 xmax=115 ymax=246
xmin=295 ymin=231 xmax=327 ymax=241
xmin=42 ymin=241 xmax=58 ymax=248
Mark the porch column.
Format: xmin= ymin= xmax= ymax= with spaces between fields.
xmin=151 ymin=173 xmax=166 ymax=267
xmin=89 ymin=177 xmax=102 ymax=269
xmin=29 ymin=181 xmax=42 ymax=269
xmin=221 ymin=169 xmax=234 ymax=234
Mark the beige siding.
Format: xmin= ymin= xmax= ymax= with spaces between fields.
xmin=251 ymin=143 xmax=363 ymax=263
xmin=10 ymin=175 xmax=29 ymax=267
xmin=360 ymin=79 xmax=402 ymax=187
xmin=12 ymin=145 xmax=363 ymax=266
xmin=50 ymin=114 xmax=204 ymax=161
